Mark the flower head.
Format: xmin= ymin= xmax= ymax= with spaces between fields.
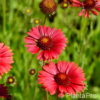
xmin=6 ymin=76 xmax=15 ymax=84
xmin=72 ymin=0 xmax=100 ymax=17
xmin=23 ymin=8 xmax=32 ymax=15
xmin=61 ymin=2 xmax=68 ymax=9
xmin=24 ymin=26 xmax=67 ymax=61
xmin=29 ymin=69 xmax=36 ymax=75
xmin=40 ymin=0 xmax=57 ymax=14
xmin=0 ymin=43 xmax=14 ymax=78
xmin=34 ymin=19 xmax=41 ymax=24
xmin=38 ymin=61 xmax=86 ymax=97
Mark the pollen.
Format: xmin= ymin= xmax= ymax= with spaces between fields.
xmin=41 ymin=37 xmax=49 ymax=43
xmin=58 ymin=73 xmax=67 ymax=80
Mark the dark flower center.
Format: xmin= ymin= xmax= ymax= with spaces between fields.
xmin=37 ymin=36 xmax=53 ymax=50
xmin=84 ymin=0 xmax=95 ymax=9
xmin=58 ymin=0 xmax=73 ymax=4
xmin=54 ymin=73 xmax=70 ymax=85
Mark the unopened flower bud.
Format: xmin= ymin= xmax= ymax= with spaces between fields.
xmin=40 ymin=0 xmax=57 ymax=14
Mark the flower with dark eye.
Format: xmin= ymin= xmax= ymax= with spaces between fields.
xmin=80 ymin=0 xmax=100 ymax=17
xmin=72 ymin=0 xmax=100 ymax=17
xmin=6 ymin=76 xmax=15 ymax=84
xmin=24 ymin=26 xmax=67 ymax=61
xmin=29 ymin=69 xmax=36 ymax=75
xmin=38 ymin=61 xmax=86 ymax=97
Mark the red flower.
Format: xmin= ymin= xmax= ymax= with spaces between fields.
xmin=25 ymin=26 xmax=67 ymax=61
xmin=72 ymin=0 xmax=100 ymax=17
xmin=0 ymin=43 xmax=14 ymax=78
xmin=0 ymin=84 xmax=9 ymax=98
xmin=38 ymin=61 xmax=86 ymax=97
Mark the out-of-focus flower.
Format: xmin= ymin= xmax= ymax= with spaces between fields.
xmin=0 ymin=84 xmax=9 ymax=98
xmin=0 ymin=43 xmax=14 ymax=78
xmin=38 ymin=61 xmax=86 ymax=97
xmin=40 ymin=0 xmax=57 ymax=14
xmin=6 ymin=76 xmax=15 ymax=84
xmin=24 ymin=26 xmax=67 ymax=61
xmin=30 ymin=18 xmax=41 ymax=25
xmin=61 ymin=2 xmax=68 ymax=8
xmin=23 ymin=8 xmax=32 ymax=15
xmin=34 ymin=19 xmax=41 ymax=24
xmin=72 ymin=0 xmax=100 ymax=17
xmin=29 ymin=69 xmax=36 ymax=75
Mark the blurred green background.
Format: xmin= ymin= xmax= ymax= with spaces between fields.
xmin=0 ymin=0 xmax=100 ymax=100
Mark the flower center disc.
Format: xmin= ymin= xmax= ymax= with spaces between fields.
xmin=43 ymin=0 xmax=55 ymax=8
xmin=54 ymin=73 xmax=69 ymax=85
xmin=37 ymin=36 xmax=53 ymax=50
xmin=84 ymin=0 xmax=95 ymax=8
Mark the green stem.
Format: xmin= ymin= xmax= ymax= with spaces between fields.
xmin=78 ymin=17 xmax=88 ymax=68
xmin=43 ymin=15 xmax=47 ymax=25
xmin=3 ymin=0 xmax=6 ymax=36
xmin=46 ymin=92 xmax=49 ymax=100
xmin=56 ymin=95 xmax=59 ymax=100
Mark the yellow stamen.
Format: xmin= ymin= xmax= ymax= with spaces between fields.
xmin=63 ymin=3 xmax=68 ymax=7
xmin=26 ymin=9 xmax=31 ymax=13
xmin=41 ymin=37 xmax=49 ymax=43
xmin=8 ymin=78 xmax=13 ymax=83
xmin=34 ymin=19 xmax=40 ymax=24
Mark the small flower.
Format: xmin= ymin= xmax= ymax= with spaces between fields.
xmin=61 ymin=2 xmax=68 ymax=8
xmin=0 ymin=84 xmax=9 ymax=98
xmin=24 ymin=26 xmax=67 ymax=61
xmin=6 ymin=76 xmax=15 ymax=84
xmin=39 ymin=0 xmax=57 ymax=14
xmin=29 ymin=69 xmax=36 ymax=75
xmin=0 ymin=43 xmax=14 ymax=78
xmin=72 ymin=0 xmax=100 ymax=17
xmin=34 ymin=19 xmax=41 ymax=24
xmin=23 ymin=8 xmax=32 ymax=15
xmin=38 ymin=61 xmax=86 ymax=97
xmin=30 ymin=18 xmax=41 ymax=25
